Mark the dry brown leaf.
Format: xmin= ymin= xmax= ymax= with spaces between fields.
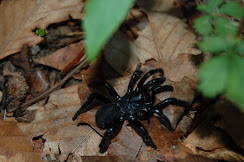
xmin=0 ymin=121 xmax=42 ymax=162
xmin=2 ymin=59 xmax=196 ymax=161
xmin=183 ymin=100 xmax=244 ymax=161
xmin=136 ymin=0 xmax=200 ymax=60
xmin=34 ymin=41 xmax=85 ymax=71
xmin=10 ymin=44 xmax=32 ymax=79
xmin=104 ymin=5 xmax=201 ymax=83
xmin=10 ymin=84 xmax=104 ymax=161
xmin=29 ymin=70 xmax=50 ymax=95
xmin=162 ymin=53 xmax=203 ymax=82
xmin=0 ymin=0 xmax=84 ymax=60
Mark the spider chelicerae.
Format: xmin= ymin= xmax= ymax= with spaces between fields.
xmin=72 ymin=64 xmax=191 ymax=152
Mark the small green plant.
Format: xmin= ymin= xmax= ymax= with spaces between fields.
xmin=194 ymin=0 xmax=244 ymax=110
xmin=36 ymin=29 xmax=46 ymax=37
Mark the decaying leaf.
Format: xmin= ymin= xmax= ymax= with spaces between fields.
xmin=162 ymin=53 xmax=204 ymax=82
xmin=104 ymin=1 xmax=201 ymax=77
xmin=34 ymin=41 xmax=85 ymax=72
xmin=0 ymin=121 xmax=42 ymax=161
xmin=0 ymin=0 xmax=84 ymax=60
xmin=183 ymin=99 xmax=244 ymax=161
xmin=13 ymin=84 xmax=103 ymax=161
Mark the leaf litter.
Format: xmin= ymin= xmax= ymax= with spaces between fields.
xmin=0 ymin=0 xmax=244 ymax=161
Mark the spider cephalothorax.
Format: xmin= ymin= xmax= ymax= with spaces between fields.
xmin=73 ymin=64 xmax=191 ymax=152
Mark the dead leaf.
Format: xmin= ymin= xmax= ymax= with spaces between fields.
xmin=34 ymin=41 xmax=85 ymax=71
xmin=136 ymin=0 xmax=200 ymax=60
xmin=107 ymin=123 xmax=145 ymax=161
xmin=104 ymin=5 xmax=201 ymax=83
xmin=10 ymin=44 xmax=32 ymax=79
xmin=162 ymin=53 xmax=204 ymax=82
xmin=29 ymin=70 xmax=50 ymax=95
xmin=0 ymin=0 xmax=84 ymax=60
xmin=12 ymin=84 xmax=104 ymax=161
xmin=183 ymin=100 xmax=244 ymax=161
xmin=0 ymin=121 xmax=42 ymax=162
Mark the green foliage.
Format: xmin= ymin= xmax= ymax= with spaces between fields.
xmin=219 ymin=1 xmax=244 ymax=19
xmin=83 ymin=0 xmax=135 ymax=62
xmin=198 ymin=55 xmax=229 ymax=97
xmin=194 ymin=0 xmax=244 ymax=110
xmin=215 ymin=16 xmax=239 ymax=37
xmin=194 ymin=15 xmax=212 ymax=36
xmin=36 ymin=29 xmax=46 ymax=37
xmin=198 ymin=36 xmax=229 ymax=53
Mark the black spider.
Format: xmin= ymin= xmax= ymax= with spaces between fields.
xmin=72 ymin=64 xmax=191 ymax=152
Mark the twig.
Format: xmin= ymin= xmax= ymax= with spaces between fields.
xmin=71 ymin=129 xmax=93 ymax=153
xmin=12 ymin=56 xmax=88 ymax=110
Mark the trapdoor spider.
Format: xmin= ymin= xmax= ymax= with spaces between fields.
xmin=73 ymin=64 xmax=191 ymax=152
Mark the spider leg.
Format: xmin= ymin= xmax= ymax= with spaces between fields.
xmin=129 ymin=116 xmax=157 ymax=149
xmin=151 ymin=85 xmax=173 ymax=104
xmin=72 ymin=93 xmax=111 ymax=121
xmin=152 ymin=98 xmax=191 ymax=131
xmin=153 ymin=98 xmax=191 ymax=112
xmin=89 ymin=81 xmax=120 ymax=100
xmin=153 ymin=109 xmax=174 ymax=131
xmin=136 ymin=68 xmax=164 ymax=91
xmin=99 ymin=116 xmax=125 ymax=152
xmin=142 ymin=77 xmax=166 ymax=91
xmin=127 ymin=64 xmax=142 ymax=93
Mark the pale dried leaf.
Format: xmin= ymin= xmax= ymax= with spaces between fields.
xmin=0 ymin=0 xmax=84 ymax=60
xmin=0 ymin=121 xmax=42 ymax=161
xmin=15 ymin=84 xmax=104 ymax=161
xmin=34 ymin=41 xmax=84 ymax=71
xmin=104 ymin=4 xmax=201 ymax=79
xmin=162 ymin=54 xmax=203 ymax=82
xmin=144 ymin=11 xmax=200 ymax=61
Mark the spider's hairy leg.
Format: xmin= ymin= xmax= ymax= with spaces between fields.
xmin=129 ymin=116 xmax=157 ymax=149
xmin=72 ymin=93 xmax=111 ymax=121
xmin=153 ymin=98 xmax=191 ymax=112
xmin=127 ymin=63 xmax=142 ymax=93
xmin=153 ymin=109 xmax=174 ymax=131
xmin=99 ymin=116 xmax=124 ymax=153
xmin=89 ymin=81 xmax=120 ymax=100
xmin=143 ymin=77 xmax=166 ymax=91
xmin=152 ymin=98 xmax=191 ymax=131
xmin=136 ymin=68 xmax=164 ymax=91
xmin=151 ymin=85 xmax=173 ymax=104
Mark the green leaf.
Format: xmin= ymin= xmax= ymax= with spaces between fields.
xmin=219 ymin=1 xmax=244 ymax=19
xmin=197 ymin=0 xmax=222 ymax=14
xmin=198 ymin=55 xmax=229 ymax=97
xmin=226 ymin=55 xmax=244 ymax=110
xmin=215 ymin=16 xmax=239 ymax=37
xmin=198 ymin=36 xmax=228 ymax=53
xmin=237 ymin=41 xmax=244 ymax=55
xmin=36 ymin=29 xmax=46 ymax=37
xmin=194 ymin=15 xmax=212 ymax=36
xmin=84 ymin=0 xmax=135 ymax=62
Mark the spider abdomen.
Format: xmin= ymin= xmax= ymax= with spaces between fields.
xmin=95 ymin=103 xmax=120 ymax=129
